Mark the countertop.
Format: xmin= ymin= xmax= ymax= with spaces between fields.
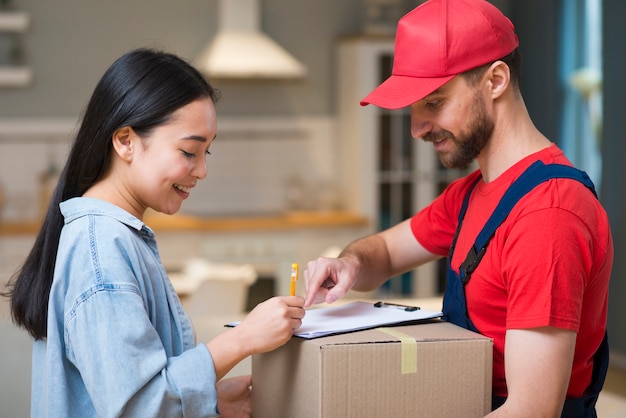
xmin=0 ymin=210 xmax=370 ymax=236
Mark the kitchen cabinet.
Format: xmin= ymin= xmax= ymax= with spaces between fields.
xmin=0 ymin=11 xmax=33 ymax=87
xmin=336 ymin=36 xmax=474 ymax=298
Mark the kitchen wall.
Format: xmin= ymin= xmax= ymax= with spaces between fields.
xmin=601 ymin=0 xmax=626 ymax=368
xmin=0 ymin=116 xmax=339 ymax=220
xmin=2 ymin=0 xmax=510 ymax=118
xmin=1 ymin=0 xmax=374 ymax=118
xmin=0 ymin=0 xmax=419 ymax=220
xmin=161 ymin=116 xmax=340 ymax=216
xmin=0 ymin=0 xmax=514 ymax=219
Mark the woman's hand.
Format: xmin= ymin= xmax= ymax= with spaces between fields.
xmin=236 ymin=296 xmax=305 ymax=354
xmin=207 ymin=296 xmax=305 ymax=380
xmin=217 ymin=375 xmax=252 ymax=418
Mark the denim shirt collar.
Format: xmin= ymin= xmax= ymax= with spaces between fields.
xmin=60 ymin=197 xmax=146 ymax=232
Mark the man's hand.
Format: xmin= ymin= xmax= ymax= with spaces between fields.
xmin=303 ymin=255 xmax=360 ymax=307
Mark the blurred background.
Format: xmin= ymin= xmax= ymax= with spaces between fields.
xmin=1 ymin=0 xmax=625 ymax=416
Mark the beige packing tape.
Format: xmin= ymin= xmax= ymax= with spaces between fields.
xmin=376 ymin=327 xmax=417 ymax=374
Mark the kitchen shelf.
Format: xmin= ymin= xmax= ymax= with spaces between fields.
xmin=0 ymin=11 xmax=33 ymax=87
xmin=0 ymin=211 xmax=370 ymax=236
xmin=0 ymin=66 xmax=33 ymax=87
xmin=0 ymin=11 xmax=30 ymax=32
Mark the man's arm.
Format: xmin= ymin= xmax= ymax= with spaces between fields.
xmin=304 ymin=218 xmax=440 ymax=307
xmin=488 ymin=327 xmax=576 ymax=417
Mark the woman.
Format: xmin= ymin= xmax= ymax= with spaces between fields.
xmin=2 ymin=48 xmax=305 ymax=417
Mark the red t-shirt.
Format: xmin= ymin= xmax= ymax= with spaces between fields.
xmin=411 ymin=144 xmax=612 ymax=398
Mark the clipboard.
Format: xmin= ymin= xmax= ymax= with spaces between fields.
xmin=226 ymin=301 xmax=443 ymax=339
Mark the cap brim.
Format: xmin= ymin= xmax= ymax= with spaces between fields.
xmin=360 ymin=74 xmax=456 ymax=109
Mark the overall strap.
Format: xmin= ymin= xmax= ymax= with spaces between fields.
xmin=459 ymin=161 xmax=597 ymax=284
xmin=449 ymin=176 xmax=481 ymax=260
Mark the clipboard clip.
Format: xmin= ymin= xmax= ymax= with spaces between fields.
xmin=374 ymin=301 xmax=420 ymax=312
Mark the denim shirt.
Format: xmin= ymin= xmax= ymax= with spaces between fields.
xmin=31 ymin=197 xmax=219 ymax=417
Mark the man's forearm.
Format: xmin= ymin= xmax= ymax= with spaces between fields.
xmin=339 ymin=234 xmax=392 ymax=291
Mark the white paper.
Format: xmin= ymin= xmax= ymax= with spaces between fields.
xmin=226 ymin=301 xmax=443 ymax=339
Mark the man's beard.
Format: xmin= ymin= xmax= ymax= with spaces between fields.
xmin=423 ymin=93 xmax=495 ymax=169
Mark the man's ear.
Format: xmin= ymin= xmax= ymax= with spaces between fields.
xmin=487 ymin=60 xmax=511 ymax=99
xmin=112 ymin=126 xmax=135 ymax=162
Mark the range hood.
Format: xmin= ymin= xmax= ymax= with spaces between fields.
xmin=195 ymin=0 xmax=307 ymax=79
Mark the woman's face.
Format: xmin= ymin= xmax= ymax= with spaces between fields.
xmin=126 ymin=98 xmax=217 ymax=218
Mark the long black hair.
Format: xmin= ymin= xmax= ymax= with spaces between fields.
xmin=1 ymin=48 xmax=219 ymax=340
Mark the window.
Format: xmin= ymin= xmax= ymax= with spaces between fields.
xmin=559 ymin=0 xmax=603 ymax=188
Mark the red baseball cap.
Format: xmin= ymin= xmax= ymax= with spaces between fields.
xmin=360 ymin=0 xmax=519 ymax=109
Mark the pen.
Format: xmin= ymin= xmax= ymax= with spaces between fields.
xmin=290 ymin=263 xmax=299 ymax=296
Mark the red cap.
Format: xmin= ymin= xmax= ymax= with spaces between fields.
xmin=360 ymin=0 xmax=519 ymax=109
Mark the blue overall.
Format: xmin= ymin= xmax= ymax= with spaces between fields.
xmin=441 ymin=161 xmax=609 ymax=417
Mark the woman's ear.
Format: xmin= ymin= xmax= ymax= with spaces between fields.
xmin=487 ymin=60 xmax=511 ymax=99
xmin=111 ymin=126 xmax=135 ymax=162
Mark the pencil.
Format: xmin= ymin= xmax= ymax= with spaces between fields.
xmin=290 ymin=263 xmax=299 ymax=296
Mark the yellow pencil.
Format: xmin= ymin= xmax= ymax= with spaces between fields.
xmin=290 ymin=263 xmax=299 ymax=296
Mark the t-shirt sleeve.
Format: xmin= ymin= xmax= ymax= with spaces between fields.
xmin=502 ymin=207 xmax=591 ymax=332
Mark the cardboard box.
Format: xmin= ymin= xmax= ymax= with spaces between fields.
xmin=252 ymin=320 xmax=492 ymax=418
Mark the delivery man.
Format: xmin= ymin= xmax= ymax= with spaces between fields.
xmin=303 ymin=1 xmax=612 ymax=416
